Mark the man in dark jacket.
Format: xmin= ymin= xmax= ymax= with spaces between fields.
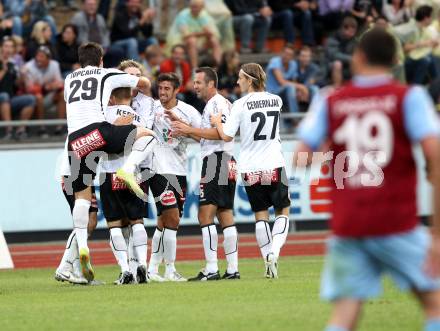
xmin=269 ymin=0 xmax=315 ymax=46
xmin=110 ymin=0 xmax=156 ymax=61
xmin=224 ymin=0 xmax=271 ymax=53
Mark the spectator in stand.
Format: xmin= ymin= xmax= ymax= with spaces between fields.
xmin=160 ymin=44 xmax=191 ymax=93
xmin=110 ymin=0 xmax=157 ymax=62
xmin=71 ymin=0 xmax=124 ymax=67
xmin=141 ymin=44 xmax=163 ymax=82
xmin=269 ymin=0 xmax=315 ymax=46
xmin=204 ymin=0 xmax=235 ymax=51
xmin=55 ymin=24 xmax=79 ymax=78
xmin=217 ymin=49 xmax=241 ymax=101
xmin=10 ymin=35 xmax=24 ymax=70
xmin=351 ymin=0 xmax=381 ymax=29
xmin=266 ymin=45 xmax=303 ymax=113
xmin=295 ymin=46 xmax=320 ymax=102
xmin=394 ymin=5 xmax=437 ymax=83
xmin=25 ymin=20 xmax=56 ymax=61
xmin=166 ymin=0 xmax=222 ymax=68
xmin=0 ymin=1 xmax=24 ymax=36
xmin=318 ymin=0 xmax=354 ymax=32
xmin=6 ymin=0 xmax=57 ymax=40
xmin=224 ymin=0 xmax=272 ymax=54
xmin=160 ymin=43 xmax=204 ymax=111
xmin=23 ymin=46 xmax=64 ymax=136
xmin=325 ymin=15 xmax=358 ymax=87
xmin=382 ymin=0 xmax=413 ymax=25
xmin=0 ymin=36 xmax=35 ymax=140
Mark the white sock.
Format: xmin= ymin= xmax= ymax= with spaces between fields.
xmin=223 ymin=226 xmax=238 ymax=274
xmin=120 ymin=226 xmax=137 ymax=274
xmin=72 ymin=199 xmax=90 ymax=251
xmin=163 ymin=228 xmax=177 ymax=275
xmin=255 ymin=221 xmax=272 ymax=260
xmin=271 ymin=215 xmax=289 ymax=259
xmin=132 ymin=223 xmax=148 ymax=266
xmin=73 ymin=257 xmax=82 ymax=277
xmin=109 ymin=227 xmax=129 ymax=273
xmin=202 ymin=224 xmax=218 ymax=273
xmin=148 ymin=227 xmax=163 ymax=274
xmin=57 ymin=231 xmax=77 ymax=272
xmin=121 ymin=136 xmax=156 ymax=174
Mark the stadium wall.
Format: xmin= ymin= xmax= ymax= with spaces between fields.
xmin=0 ymin=141 xmax=433 ymax=243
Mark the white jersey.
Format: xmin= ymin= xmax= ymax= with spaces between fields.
xmin=131 ymin=92 xmax=155 ymax=169
xmin=65 ymin=66 xmax=139 ymax=134
xmin=200 ymin=93 xmax=234 ymax=159
xmin=223 ymin=92 xmax=285 ymax=173
xmin=100 ymin=105 xmax=149 ymax=173
xmin=152 ymin=100 xmax=202 ymax=175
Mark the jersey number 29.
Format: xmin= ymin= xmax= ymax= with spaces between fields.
xmin=68 ymin=78 xmax=98 ymax=103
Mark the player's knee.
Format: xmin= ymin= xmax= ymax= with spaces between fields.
xmin=88 ymin=212 xmax=98 ymax=234
xmin=72 ymin=199 xmax=91 ymax=229
xmin=107 ymin=220 xmax=123 ymax=228
xmin=163 ymin=212 xmax=180 ymax=229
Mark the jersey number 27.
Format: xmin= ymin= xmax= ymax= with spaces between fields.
xmin=251 ymin=111 xmax=279 ymax=141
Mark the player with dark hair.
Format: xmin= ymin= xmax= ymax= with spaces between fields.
xmin=64 ymin=42 xmax=155 ymax=282
xmin=294 ymin=28 xmax=440 ymax=331
xmin=146 ymin=72 xmax=202 ymax=282
xmin=211 ymin=63 xmax=291 ymax=279
xmin=172 ymin=67 xmax=240 ymax=281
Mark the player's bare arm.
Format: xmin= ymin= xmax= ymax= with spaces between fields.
xmin=210 ymin=112 xmax=233 ymax=142
xmin=171 ymin=121 xmax=221 ymax=140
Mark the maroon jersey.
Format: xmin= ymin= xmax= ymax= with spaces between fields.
xmin=327 ymin=81 xmax=417 ymax=237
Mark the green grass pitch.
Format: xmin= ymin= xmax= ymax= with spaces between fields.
xmin=0 ymin=257 xmax=424 ymax=331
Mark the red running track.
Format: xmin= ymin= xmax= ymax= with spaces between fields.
xmin=8 ymin=232 xmax=328 ymax=269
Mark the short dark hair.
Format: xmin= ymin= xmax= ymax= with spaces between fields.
xmin=157 ymin=72 xmax=181 ymax=89
xmin=61 ymin=24 xmax=78 ymax=39
xmin=111 ymin=87 xmax=132 ymax=100
xmin=195 ymin=67 xmax=218 ymax=88
xmin=415 ymin=5 xmax=433 ymax=21
xmin=357 ymin=28 xmax=396 ymax=67
xmin=171 ymin=44 xmax=186 ymax=53
xmin=78 ymin=42 xmax=103 ymax=67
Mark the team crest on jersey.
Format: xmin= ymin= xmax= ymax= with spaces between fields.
xmin=160 ymin=190 xmax=177 ymax=206
xmin=70 ymin=129 xmax=106 ymax=158
xmin=162 ymin=128 xmax=173 ymax=144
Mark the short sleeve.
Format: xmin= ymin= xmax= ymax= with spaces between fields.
xmin=106 ymin=69 xmax=140 ymax=90
xmin=190 ymin=107 xmax=202 ymax=128
xmin=297 ymin=92 xmax=329 ymax=151
xmin=223 ymin=100 xmax=241 ymax=138
xmin=267 ymin=57 xmax=282 ymax=72
xmin=403 ymin=86 xmax=440 ymax=142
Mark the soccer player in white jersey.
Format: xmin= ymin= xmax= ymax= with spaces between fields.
xmin=100 ymin=87 xmax=154 ymax=285
xmin=65 ymin=42 xmax=155 ymax=282
xmin=117 ymin=60 xmax=156 ymax=280
xmin=54 ymin=141 xmax=98 ymax=285
xmin=171 ymin=67 xmax=240 ymax=281
xmin=211 ymin=63 xmax=291 ymax=279
xmin=147 ymin=73 xmax=202 ymax=282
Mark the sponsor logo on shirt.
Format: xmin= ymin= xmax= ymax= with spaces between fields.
xmin=70 ymin=129 xmax=106 ymax=158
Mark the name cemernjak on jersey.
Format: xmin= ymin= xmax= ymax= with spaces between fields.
xmin=69 ymin=68 xmax=102 ymax=78
xmin=246 ymin=98 xmax=280 ymax=110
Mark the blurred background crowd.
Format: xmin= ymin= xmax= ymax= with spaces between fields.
xmin=1 ymin=0 xmax=440 ymax=140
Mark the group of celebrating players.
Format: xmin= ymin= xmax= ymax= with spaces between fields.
xmin=50 ymin=27 xmax=440 ymax=331
xmin=54 ymin=42 xmax=290 ymax=285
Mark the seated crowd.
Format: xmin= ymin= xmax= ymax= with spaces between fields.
xmin=1 ymin=0 xmax=440 ymax=140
